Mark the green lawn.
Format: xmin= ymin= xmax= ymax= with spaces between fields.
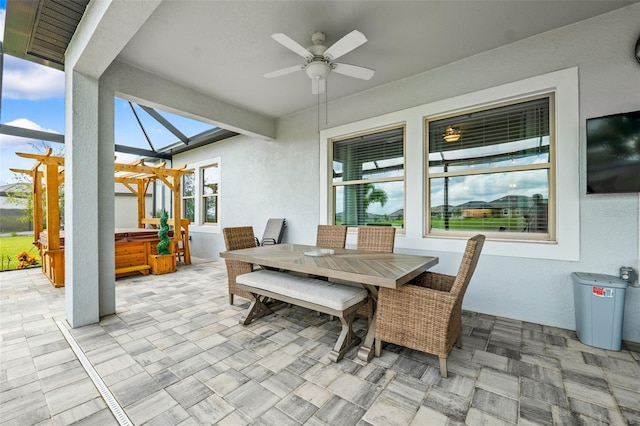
xmin=0 ymin=235 xmax=41 ymax=271
xmin=431 ymin=216 xmax=526 ymax=231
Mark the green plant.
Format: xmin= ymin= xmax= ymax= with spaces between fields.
xmin=1 ymin=255 xmax=12 ymax=270
xmin=16 ymin=251 xmax=38 ymax=268
xmin=0 ymin=235 xmax=40 ymax=271
xmin=156 ymin=211 xmax=172 ymax=256
xmin=7 ymin=141 xmax=65 ymax=229
xmin=362 ymin=182 xmax=388 ymax=212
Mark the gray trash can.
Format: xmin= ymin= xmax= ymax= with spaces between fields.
xmin=571 ymin=272 xmax=627 ymax=351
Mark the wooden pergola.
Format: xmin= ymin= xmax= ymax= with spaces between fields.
xmin=11 ymin=149 xmax=193 ymax=287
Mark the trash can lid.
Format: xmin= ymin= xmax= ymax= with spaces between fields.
xmin=571 ymin=272 xmax=628 ymax=288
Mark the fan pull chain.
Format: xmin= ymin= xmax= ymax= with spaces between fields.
xmin=325 ymin=81 xmax=328 ymax=126
xmin=317 ymin=89 xmax=320 ymax=135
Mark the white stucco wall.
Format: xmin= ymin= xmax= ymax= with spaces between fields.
xmin=175 ymin=5 xmax=640 ymax=342
xmin=114 ymin=194 xmax=153 ymax=228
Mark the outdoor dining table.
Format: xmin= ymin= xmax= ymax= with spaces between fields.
xmin=220 ymin=243 xmax=439 ymax=361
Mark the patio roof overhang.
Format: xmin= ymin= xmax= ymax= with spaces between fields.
xmin=3 ymin=0 xmax=89 ymax=71
xmin=1 ymin=0 xmax=239 ymax=161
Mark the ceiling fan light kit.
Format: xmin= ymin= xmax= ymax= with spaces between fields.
xmin=264 ymin=30 xmax=375 ymax=94
xmin=305 ymin=61 xmax=331 ymax=80
xmin=443 ymin=126 xmax=462 ymax=143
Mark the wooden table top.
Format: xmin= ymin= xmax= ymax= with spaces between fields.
xmin=220 ymin=244 xmax=439 ymax=289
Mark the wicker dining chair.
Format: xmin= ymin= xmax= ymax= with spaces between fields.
xmin=375 ymin=234 xmax=485 ymax=378
xmin=222 ymin=226 xmax=257 ymax=305
xmin=357 ymin=226 xmax=396 ymax=253
xmin=355 ymin=226 xmax=396 ymax=317
xmin=316 ymin=225 xmax=348 ymax=249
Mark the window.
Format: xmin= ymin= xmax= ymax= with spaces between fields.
xmin=202 ymin=165 xmax=219 ymax=224
xmin=426 ymin=95 xmax=554 ymax=240
xmin=321 ymin=68 xmax=578 ymax=260
xmin=182 ymin=173 xmax=195 ymax=223
xmin=331 ymin=125 xmax=405 ymax=228
xmin=180 ymin=157 xmax=221 ymax=231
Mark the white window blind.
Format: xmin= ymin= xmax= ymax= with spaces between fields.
xmin=332 ymin=126 xmax=405 ymax=228
xmin=426 ymin=95 xmax=554 ymax=239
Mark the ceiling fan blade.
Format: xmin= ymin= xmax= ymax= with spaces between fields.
xmin=270 ymin=33 xmax=311 ymax=58
xmin=332 ymin=63 xmax=375 ymax=80
xmin=311 ymin=78 xmax=326 ymax=95
xmin=323 ymin=30 xmax=367 ymax=60
xmin=263 ymin=64 xmax=303 ymax=78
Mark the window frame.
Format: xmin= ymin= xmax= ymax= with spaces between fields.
xmin=329 ymin=123 xmax=406 ymax=231
xmin=182 ymin=173 xmax=195 ymax=224
xmin=201 ymin=165 xmax=219 ymax=225
xmin=181 ymin=157 xmax=221 ymax=234
xmin=424 ymin=93 xmax=557 ymax=242
xmin=320 ymin=67 xmax=579 ymax=261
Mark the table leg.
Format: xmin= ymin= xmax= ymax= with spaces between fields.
xmin=357 ymin=285 xmax=378 ymax=362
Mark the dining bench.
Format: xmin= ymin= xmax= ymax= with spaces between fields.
xmin=235 ymin=269 xmax=368 ymax=362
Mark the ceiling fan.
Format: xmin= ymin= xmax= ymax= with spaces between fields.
xmin=264 ymin=30 xmax=375 ymax=94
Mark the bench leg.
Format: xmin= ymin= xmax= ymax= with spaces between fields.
xmin=240 ymin=294 xmax=274 ymax=325
xmin=328 ymin=312 xmax=361 ymax=362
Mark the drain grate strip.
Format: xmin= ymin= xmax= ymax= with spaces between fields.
xmin=56 ymin=320 xmax=133 ymax=426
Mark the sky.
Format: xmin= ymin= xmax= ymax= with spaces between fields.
xmin=0 ymin=1 xmax=213 ymax=186
xmin=0 ymin=1 xmax=62 ymax=184
xmin=0 ymin=1 xmax=547 ymax=210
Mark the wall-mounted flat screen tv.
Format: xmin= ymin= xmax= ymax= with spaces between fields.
xmin=586 ymin=110 xmax=640 ymax=194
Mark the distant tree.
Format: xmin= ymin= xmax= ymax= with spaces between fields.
xmin=6 ymin=141 xmax=65 ymax=228
xmin=6 ymin=179 xmax=34 ymax=225
xmin=357 ymin=183 xmax=389 ymax=224
xmin=362 ymin=182 xmax=388 ymax=212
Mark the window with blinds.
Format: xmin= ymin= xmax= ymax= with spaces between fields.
xmin=425 ymin=94 xmax=554 ymax=240
xmin=331 ymin=125 xmax=405 ymax=228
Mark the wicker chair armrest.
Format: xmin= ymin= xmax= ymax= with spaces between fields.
xmin=377 ymin=284 xmax=458 ymax=345
xmin=412 ymin=271 xmax=456 ymax=292
xmin=405 ymin=283 xmax=456 ymax=304
xmin=384 ymin=283 xmax=457 ymax=319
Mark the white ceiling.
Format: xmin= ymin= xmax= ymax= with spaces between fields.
xmin=117 ymin=1 xmax=635 ymax=119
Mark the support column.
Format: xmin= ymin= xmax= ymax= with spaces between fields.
xmin=98 ymin=87 xmax=116 ymax=318
xmin=65 ymin=70 xmax=115 ymax=327
xmin=62 ymin=0 xmax=162 ymax=327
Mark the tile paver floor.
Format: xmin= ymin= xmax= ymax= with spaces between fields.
xmin=1 ymin=259 xmax=639 ymax=425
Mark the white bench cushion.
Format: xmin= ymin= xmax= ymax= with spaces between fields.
xmin=236 ymin=270 xmax=368 ymax=311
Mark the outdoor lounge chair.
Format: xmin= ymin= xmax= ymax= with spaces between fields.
xmin=255 ymin=218 xmax=287 ymax=246
xmin=223 ymin=226 xmax=258 ymax=305
xmin=374 ymin=234 xmax=485 ymax=378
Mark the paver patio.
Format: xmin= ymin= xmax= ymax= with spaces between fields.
xmin=1 ymin=259 xmax=639 ymax=425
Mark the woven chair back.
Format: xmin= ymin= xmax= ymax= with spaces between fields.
xmin=223 ymin=226 xmax=257 ymax=250
xmin=450 ymin=234 xmax=485 ymax=297
xmin=222 ymin=226 xmax=257 ymax=303
xmin=356 ymin=226 xmax=396 ymax=253
xmin=316 ymin=225 xmax=348 ymax=249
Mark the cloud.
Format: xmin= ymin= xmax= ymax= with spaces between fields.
xmin=3 ymin=55 xmax=64 ymax=100
xmin=430 ymin=170 xmax=548 ymax=207
xmin=0 ymin=9 xmax=5 ymax=41
xmin=115 ymin=152 xmax=143 ymax=164
xmin=0 ymin=118 xmax=61 ymax=147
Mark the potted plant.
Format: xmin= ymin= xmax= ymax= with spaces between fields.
xmin=149 ymin=210 xmax=176 ymax=274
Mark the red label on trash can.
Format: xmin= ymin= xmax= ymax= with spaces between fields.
xmin=592 ymin=286 xmax=613 ymax=297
